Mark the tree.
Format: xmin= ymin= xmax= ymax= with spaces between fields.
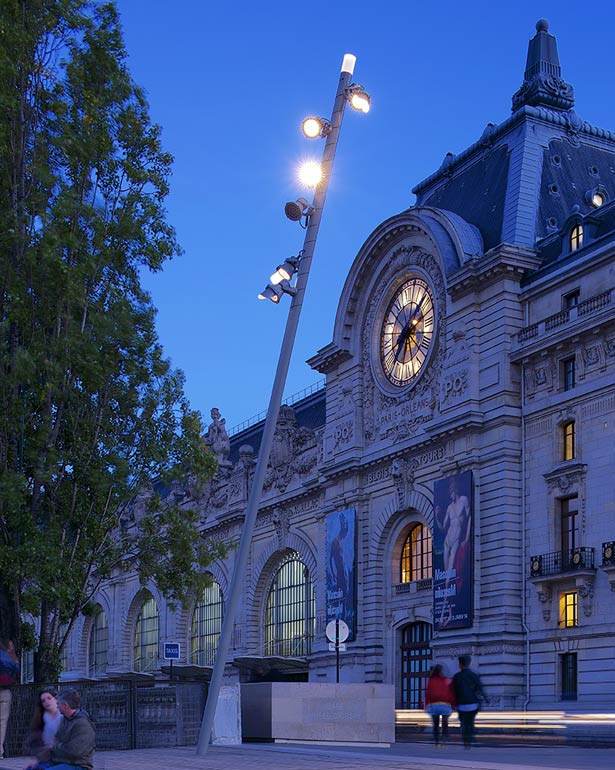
xmin=0 ymin=0 xmax=224 ymax=681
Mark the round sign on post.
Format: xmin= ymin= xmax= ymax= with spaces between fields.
xmin=325 ymin=619 xmax=349 ymax=644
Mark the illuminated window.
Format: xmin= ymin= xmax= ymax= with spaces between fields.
xmin=561 ymin=652 xmax=578 ymax=700
xmin=562 ymin=357 xmax=575 ymax=391
xmin=88 ymin=608 xmax=108 ymax=676
xmin=265 ymin=552 xmax=314 ymax=657
xmin=570 ymin=224 xmax=583 ymax=251
xmin=190 ymin=580 xmax=223 ymax=666
xmin=400 ymin=524 xmax=433 ymax=582
xmin=559 ymin=591 xmax=578 ymax=627
xmin=134 ymin=595 xmax=159 ymax=672
xmin=563 ymin=421 xmax=576 ymax=461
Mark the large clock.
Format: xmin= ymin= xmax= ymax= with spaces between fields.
xmin=379 ymin=277 xmax=435 ymax=387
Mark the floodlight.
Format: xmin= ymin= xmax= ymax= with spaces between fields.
xmin=284 ymin=197 xmax=311 ymax=222
xmin=302 ymin=116 xmax=332 ymax=139
xmin=346 ymin=84 xmax=371 ymax=113
xmin=270 ymin=255 xmax=301 ymax=285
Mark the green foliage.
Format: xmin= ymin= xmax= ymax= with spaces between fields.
xmin=0 ymin=0 xmax=222 ymax=681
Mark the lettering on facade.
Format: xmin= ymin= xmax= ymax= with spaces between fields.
xmin=363 ymin=446 xmax=443 ymax=487
xmin=334 ymin=419 xmax=354 ymax=449
xmin=442 ymin=369 xmax=468 ymax=404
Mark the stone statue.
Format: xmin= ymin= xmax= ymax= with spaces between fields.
xmin=205 ymin=407 xmax=231 ymax=468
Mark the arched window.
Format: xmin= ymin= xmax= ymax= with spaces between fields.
xmin=400 ymin=621 xmax=432 ymax=708
xmin=190 ymin=580 xmax=223 ymax=666
xmin=88 ymin=608 xmax=108 ymax=677
xmin=265 ymin=552 xmax=314 ymax=657
xmin=570 ymin=224 xmax=583 ymax=251
xmin=400 ymin=524 xmax=433 ymax=582
xmin=134 ymin=594 xmax=159 ymax=672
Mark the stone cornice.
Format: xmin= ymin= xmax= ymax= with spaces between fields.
xmin=307 ymin=342 xmax=352 ymax=374
xmin=446 ymin=244 xmax=541 ymax=298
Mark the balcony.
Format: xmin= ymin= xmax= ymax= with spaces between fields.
xmin=600 ymin=541 xmax=615 ymax=591
xmin=530 ymin=547 xmax=595 ymax=578
xmin=394 ymin=578 xmax=433 ymax=595
xmin=530 ymin=548 xmax=596 ymax=622
xmin=512 ymin=287 xmax=614 ymax=357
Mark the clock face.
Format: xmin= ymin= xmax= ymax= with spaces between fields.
xmin=380 ymin=277 xmax=435 ymax=387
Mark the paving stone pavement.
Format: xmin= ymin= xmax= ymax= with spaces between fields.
xmin=2 ymin=741 xmax=614 ymax=770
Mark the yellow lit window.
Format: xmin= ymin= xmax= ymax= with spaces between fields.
xmin=570 ymin=224 xmax=583 ymax=251
xmin=563 ymin=421 xmax=575 ymax=461
xmin=560 ymin=591 xmax=578 ymax=628
xmin=400 ymin=524 xmax=433 ymax=582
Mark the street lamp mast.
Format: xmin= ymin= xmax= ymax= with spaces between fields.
xmin=197 ymin=53 xmax=368 ymax=755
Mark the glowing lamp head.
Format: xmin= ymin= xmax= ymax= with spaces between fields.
xmin=258 ymin=284 xmax=282 ymax=303
xmin=592 ymin=191 xmax=605 ymax=207
xmin=347 ymin=85 xmax=371 ymax=113
xmin=299 ymin=161 xmax=322 ymax=189
xmin=301 ymin=116 xmax=331 ymax=139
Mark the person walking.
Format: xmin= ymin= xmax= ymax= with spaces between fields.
xmin=452 ymin=654 xmax=488 ymax=749
xmin=424 ymin=664 xmax=456 ymax=747
xmin=0 ymin=638 xmax=19 ymax=760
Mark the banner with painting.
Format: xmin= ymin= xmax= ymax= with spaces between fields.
xmin=325 ymin=507 xmax=356 ymax=640
xmin=433 ymin=470 xmax=473 ymax=631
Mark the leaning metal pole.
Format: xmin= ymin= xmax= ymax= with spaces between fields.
xmin=196 ymin=54 xmax=357 ymax=754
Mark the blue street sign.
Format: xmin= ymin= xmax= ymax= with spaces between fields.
xmin=164 ymin=642 xmax=180 ymax=660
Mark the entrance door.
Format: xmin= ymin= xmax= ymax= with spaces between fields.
xmin=400 ymin=621 xmax=432 ymax=708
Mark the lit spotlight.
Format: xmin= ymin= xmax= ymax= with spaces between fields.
xmin=299 ymin=161 xmax=322 ymax=188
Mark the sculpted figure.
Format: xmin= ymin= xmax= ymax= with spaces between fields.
xmin=205 ymin=407 xmax=231 ymax=467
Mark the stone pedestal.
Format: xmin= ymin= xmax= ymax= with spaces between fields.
xmin=241 ymin=682 xmax=394 ymax=745
xmin=212 ymin=684 xmax=241 ymax=745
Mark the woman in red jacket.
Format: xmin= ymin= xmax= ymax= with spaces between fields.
xmin=425 ymin=664 xmax=456 ymax=746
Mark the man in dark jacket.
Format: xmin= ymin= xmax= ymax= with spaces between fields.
xmin=49 ymin=690 xmax=95 ymax=770
xmin=452 ymin=655 xmax=488 ymax=748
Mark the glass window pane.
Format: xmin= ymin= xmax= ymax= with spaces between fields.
xmin=264 ymin=553 xmax=314 ymax=657
xmin=190 ymin=580 xmax=223 ymax=666
xmin=89 ymin=609 xmax=108 ymax=676
xmin=134 ymin=596 xmax=159 ymax=672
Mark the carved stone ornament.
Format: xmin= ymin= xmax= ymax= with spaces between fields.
xmin=263 ymin=406 xmax=318 ymax=493
xmin=204 ymin=407 xmax=232 ymax=470
xmin=391 ymin=457 xmax=418 ymax=510
xmin=577 ymin=579 xmax=594 ymax=618
xmin=272 ymin=507 xmax=290 ymax=549
xmin=537 ymin=589 xmax=553 ymax=622
xmin=362 ymin=246 xmax=446 ymax=445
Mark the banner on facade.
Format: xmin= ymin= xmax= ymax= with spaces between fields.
xmin=433 ymin=470 xmax=473 ymax=631
xmin=325 ymin=507 xmax=356 ymax=640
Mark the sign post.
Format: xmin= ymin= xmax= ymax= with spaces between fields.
xmin=164 ymin=642 xmax=180 ymax=680
xmin=326 ymin=619 xmax=349 ymax=683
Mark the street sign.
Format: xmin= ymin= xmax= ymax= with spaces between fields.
xmin=329 ymin=642 xmax=346 ymax=652
xmin=163 ymin=642 xmax=180 ymax=660
xmin=326 ymin=619 xmax=349 ymax=644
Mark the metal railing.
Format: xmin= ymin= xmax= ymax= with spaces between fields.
xmin=517 ymin=288 xmax=613 ymax=344
xmin=228 ymin=378 xmax=326 ymax=437
xmin=529 ymin=547 xmax=595 ymax=577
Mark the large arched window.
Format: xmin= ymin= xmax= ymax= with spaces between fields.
xmin=88 ymin=608 xmax=108 ymax=677
xmin=400 ymin=621 xmax=432 ymax=708
xmin=400 ymin=524 xmax=433 ymax=582
xmin=190 ymin=579 xmax=223 ymax=666
xmin=134 ymin=594 xmax=159 ymax=672
xmin=265 ymin=552 xmax=314 ymax=657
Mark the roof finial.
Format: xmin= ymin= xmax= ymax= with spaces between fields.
xmin=511 ymin=20 xmax=574 ymax=112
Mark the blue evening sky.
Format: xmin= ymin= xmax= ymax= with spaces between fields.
xmin=115 ymin=1 xmax=615 ymax=433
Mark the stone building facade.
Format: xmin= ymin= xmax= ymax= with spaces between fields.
xmin=55 ymin=21 xmax=615 ymax=712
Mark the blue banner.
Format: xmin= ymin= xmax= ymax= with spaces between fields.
xmin=433 ymin=471 xmax=473 ymax=630
xmin=326 ymin=507 xmax=356 ymax=640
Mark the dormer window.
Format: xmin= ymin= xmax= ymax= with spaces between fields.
xmin=570 ymin=224 xmax=583 ymax=251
